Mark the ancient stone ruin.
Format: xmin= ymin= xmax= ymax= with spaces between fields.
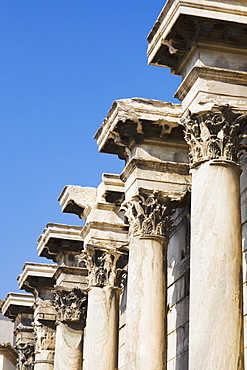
xmin=1 ymin=0 xmax=247 ymax=369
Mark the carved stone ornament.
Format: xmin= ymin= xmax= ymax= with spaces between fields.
xmin=54 ymin=288 xmax=87 ymax=324
xmin=183 ymin=105 xmax=247 ymax=166
xmin=33 ymin=319 xmax=55 ymax=353
xmin=77 ymin=249 xmax=127 ymax=289
xmin=16 ymin=343 xmax=35 ymax=370
xmin=121 ymin=191 xmax=175 ymax=239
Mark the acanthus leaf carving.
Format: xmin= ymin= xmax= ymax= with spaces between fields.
xmin=121 ymin=191 xmax=175 ymax=239
xmin=77 ymin=249 xmax=128 ymax=289
xmin=183 ymin=104 xmax=247 ymax=166
xmin=16 ymin=343 xmax=35 ymax=370
xmin=54 ymin=288 xmax=87 ymax=325
xmin=33 ymin=319 xmax=55 ymax=353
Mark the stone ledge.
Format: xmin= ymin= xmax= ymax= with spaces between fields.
xmin=0 ymin=343 xmax=18 ymax=365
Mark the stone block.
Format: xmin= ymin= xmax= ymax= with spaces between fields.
xmin=167 ymin=322 xmax=189 ymax=362
xmin=167 ymin=350 xmax=189 ymax=370
xmin=167 ymin=296 xmax=189 ymax=335
xmin=243 ymin=284 xmax=247 ymax=316
xmin=168 ymin=271 xmax=190 ymax=308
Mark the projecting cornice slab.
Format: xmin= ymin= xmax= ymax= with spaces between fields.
xmin=58 ymin=185 xmax=97 ymax=218
xmin=18 ymin=263 xmax=57 ymax=294
xmin=147 ymin=0 xmax=247 ymax=74
xmin=0 ymin=343 xmax=18 ymax=365
xmin=97 ymin=173 xmax=125 ymax=205
xmin=37 ymin=223 xmax=84 ymax=262
xmin=2 ymin=293 xmax=34 ymax=320
xmin=94 ymin=98 xmax=182 ymax=159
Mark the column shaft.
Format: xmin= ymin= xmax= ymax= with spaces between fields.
xmin=124 ymin=236 xmax=167 ymax=370
xmin=83 ymin=286 xmax=119 ymax=370
xmin=54 ymin=322 xmax=83 ymax=370
xmin=34 ymin=350 xmax=54 ymax=370
xmin=189 ymin=161 xmax=244 ymax=369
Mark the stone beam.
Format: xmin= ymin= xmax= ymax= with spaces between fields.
xmin=54 ymin=266 xmax=87 ymax=290
xmin=0 ymin=343 xmax=18 ymax=368
xmin=97 ymin=173 xmax=125 ymax=205
xmin=18 ymin=263 xmax=57 ymax=295
xmin=95 ymin=97 xmax=183 ymax=159
xmin=37 ymin=223 xmax=84 ymax=264
xmin=147 ymin=1 xmax=247 ymax=113
xmin=2 ymin=293 xmax=34 ymax=321
xmin=147 ymin=0 xmax=247 ymax=71
xmin=58 ymin=186 xmax=97 ymax=218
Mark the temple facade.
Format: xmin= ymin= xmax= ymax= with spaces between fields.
xmin=1 ymin=0 xmax=247 ymax=369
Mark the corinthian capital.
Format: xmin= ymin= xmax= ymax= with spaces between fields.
xmin=33 ymin=319 xmax=55 ymax=353
xmin=121 ymin=191 xmax=175 ymax=239
xmin=184 ymin=105 xmax=247 ymax=166
xmin=54 ymin=288 xmax=87 ymax=325
xmin=77 ymin=249 xmax=127 ymax=289
xmin=16 ymin=343 xmax=35 ymax=370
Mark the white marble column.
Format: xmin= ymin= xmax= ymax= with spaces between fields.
xmin=184 ymin=106 xmax=247 ymax=369
xmin=84 ymin=287 xmax=119 ymax=370
xmin=54 ymin=322 xmax=83 ymax=370
xmin=78 ymin=249 xmax=126 ymax=370
xmin=123 ymin=191 xmax=175 ymax=370
xmin=53 ymin=289 xmax=87 ymax=370
xmin=125 ymin=236 xmax=167 ymax=370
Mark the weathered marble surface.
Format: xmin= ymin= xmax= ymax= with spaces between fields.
xmin=189 ymin=161 xmax=243 ymax=369
xmin=83 ymin=287 xmax=119 ymax=370
xmin=147 ymin=0 xmax=247 ymax=67
xmin=124 ymin=236 xmax=167 ymax=370
xmin=53 ymin=323 xmax=83 ymax=370
xmin=0 ymin=343 xmax=17 ymax=370
xmin=34 ymin=350 xmax=54 ymax=370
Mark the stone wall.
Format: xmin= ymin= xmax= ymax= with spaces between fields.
xmin=241 ymin=155 xmax=247 ymax=370
xmin=167 ymin=209 xmax=190 ymax=370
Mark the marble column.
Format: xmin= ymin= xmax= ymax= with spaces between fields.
xmin=1 ymin=293 xmax=35 ymax=370
xmin=122 ymin=191 xmax=175 ymax=370
xmin=53 ymin=289 xmax=87 ymax=370
xmin=78 ymin=249 xmax=127 ymax=370
xmin=17 ymin=263 xmax=58 ymax=370
xmin=184 ymin=106 xmax=247 ymax=369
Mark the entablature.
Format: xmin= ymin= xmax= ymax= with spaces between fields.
xmin=58 ymin=185 xmax=97 ymax=218
xmin=54 ymin=266 xmax=88 ymax=290
xmin=147 ymin=0 xmax=247 ymax=74
xmin=37 ymin=223 xmax=84 ymax=263
xmin=18 ymin=263 xmax=57 ymax=295
xmin=94 ymin=98 xmax=183 ymax=161
xmin=97 ymin=173 xmax=125 ymax=205
xmin=0 ymin=343 xmax=18 ymax=366
xmin=2 ymin=293 xmax=34 ymax=321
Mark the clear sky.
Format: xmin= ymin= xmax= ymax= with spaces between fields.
xmin=0 ymin=1 xmax=181 ymax=299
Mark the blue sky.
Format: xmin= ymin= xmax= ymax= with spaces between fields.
xmin=0 ymin=1 xmax=181 ymax=299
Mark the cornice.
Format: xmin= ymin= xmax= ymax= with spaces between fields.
xmin=37 ymin=223 xmax=84 ymax=259
xmin=0 ymin=343 xmax=18 ymax=365
xmin=95 ymin=98 xmax=182 ymax=156
xmin=147 ymin=0 xmax=247 ymax=66
xmin=120 ymin=157 xmax=190 ymax=184
xmin=175 ymin=65 xmax=247 ymax=102
xmin=18 ymin=263 xmax=57 ymax=293
xmin=2 ymin=293 xmax=34 ymax=320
